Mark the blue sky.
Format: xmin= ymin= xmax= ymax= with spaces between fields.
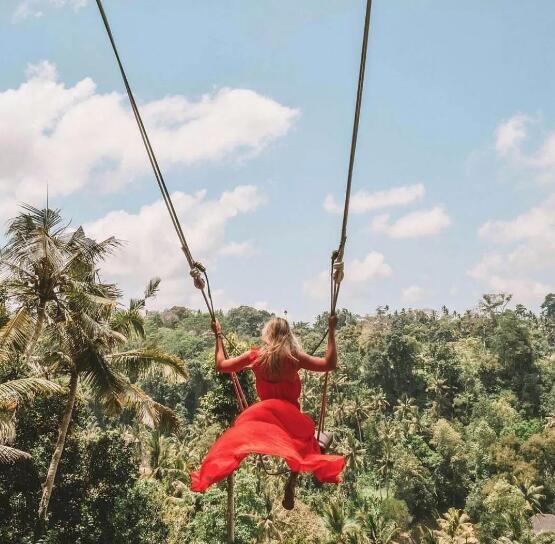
xmin=1 ymin=0 xmax=554 ymax=321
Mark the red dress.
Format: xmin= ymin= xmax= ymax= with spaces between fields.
xmin=190 ymin=349 xmax=345 ymax=492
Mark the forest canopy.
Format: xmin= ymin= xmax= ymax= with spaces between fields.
xmin=1 ymin=206 xmax=554 ymax=544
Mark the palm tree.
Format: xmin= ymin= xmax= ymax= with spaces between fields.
xmin=0 ymin=377 xmax=61 ymax=463
xmin=322 ymin=500 xmax=359 ymax=543
xmin=370 ymin=389 xmax=390 ymax=415
xmin=0 ymin=205 xmax=120 ymax=367
xmin=0 ymin=306 xmax=62 ymax=463
xmin=433 ymin=508 xmax=478 ymax=544
xmin=244 ymin=490 xmax=287 ymax=543
xmin=0 ymin=206 xmax=187 ymax=524
xmin=376 ymin=421 xmax=400 ymax=497
xmin=355 ymin=500 xmax=400 ymax=544
xmin=35 ymin=278 xmax=187 ymax=523
xmin=338 ymin=431 xmax=366 ymax=485
xmin=393 ymin=395 xmax=421 ymax=437
xmin=513 ymin=477 xmax=545 ymax=514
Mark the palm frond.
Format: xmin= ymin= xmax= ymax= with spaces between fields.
xmin=144 ymin=277 xmax=161 ymax=301
xmin=0 ymin=307 xmax=34 ymax=362
xmin=120 ymin=383 xmax=180 ymax=430
xmin=0 ymin=411 xmax=16 ymax=443
xmin=0 ymin=378 xmax=62 ymax=405
xmin=0 ymin=444 xmax=32 ymax=464
xmin=110 ymin=309 xmax=145 ymax=338
xmin=79 ymin=348 xmax=127 ymax=402
xmin=108 ymin=348 xmax=188 ymax=382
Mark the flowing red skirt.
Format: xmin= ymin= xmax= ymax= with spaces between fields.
xmin=190 ymin=399 xmax=345 ymax=492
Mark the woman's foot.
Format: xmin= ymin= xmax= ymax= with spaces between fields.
xmin=281 ymin=472 xmax=298 ymax=510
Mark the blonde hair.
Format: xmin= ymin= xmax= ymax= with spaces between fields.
xmin=256 ymin=317 xmax=301 ymax=378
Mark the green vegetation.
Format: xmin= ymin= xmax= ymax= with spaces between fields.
xmin=1 ymin=207 xmax=554 ymax=543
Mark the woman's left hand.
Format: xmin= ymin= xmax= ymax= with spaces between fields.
xmin=211 ymin=319 xmax=222 ymax=336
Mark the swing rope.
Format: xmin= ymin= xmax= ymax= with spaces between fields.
xmin=316 ymin=0 xmax=373 ymax=442
xmin=94 ymin=0 xmax=248 ymax=412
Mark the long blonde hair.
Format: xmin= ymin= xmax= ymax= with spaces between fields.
xmin=257 ymin=317 xmax=301 ymax=378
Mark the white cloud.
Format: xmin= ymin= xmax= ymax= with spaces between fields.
xmin=13 ymin=0 xmax=88 ymax=22
xmin=218 ymin=241 xmax=256 ymax=257
xmin=304 ymin=251 xmax=392 ymax=299
xmin=402 ymin=285 xmax=425 ymax=304
xmin=494 ymin=114 xmax=555 ymax=184
xmin=495 ymin=114 xmax=530 ymax=156
xmin=323 ymin=183 xmax=424 ymax=214
xmin=371 ymin=206 xmax=451 ymax=239
xmin=478 ymin=195 xmax=555 ymax=243
xmin=83 ymin=185 xmax=266 ymax=310
xmin=0 ymin=61 xmax=298 ymax=215
xmin=469 ymin=194 xmax=555 ymax=304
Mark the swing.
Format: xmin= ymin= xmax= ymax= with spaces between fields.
xmin=94 ymin=0 xmax=372 ymax=531
xmin=94 ymin=0 xmax=371 ymax=455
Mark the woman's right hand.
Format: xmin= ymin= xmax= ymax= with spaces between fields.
xmin=211 ymin=319 xmax=222 ymax=336
xmin=328 ymin=314 xmax=338 ymax=331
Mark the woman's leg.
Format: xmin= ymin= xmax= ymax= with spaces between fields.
xmin=282 ymin=471 xmax=298 ymax=510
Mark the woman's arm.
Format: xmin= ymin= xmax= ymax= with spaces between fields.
xmin=297 ymin=314 xmax=338 ymax=372
xmin=212 ymin=320 xmax=253 ymax=373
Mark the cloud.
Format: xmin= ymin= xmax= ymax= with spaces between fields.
xmin=0 ymin=61 xmax=298 ymax=215
xmin=218 ymin=241 xmax=256 ymax=257
xmin=494 ymin=114 xmax=555 ymax=184
xmin=469 ymin=194 xmax=555 ymax=304
xmin=83 ymin=185 xmax=266 ymax=310
xmin=13 ymin=0 xmax=87 ymax=22
xmin=495 ymin=114 xmax=531 ymax=156
xmin=478 ymin=196 xmax=555 ymax=244
xmin=323 ymin=183 xmax=424 ymax=214
xmin=371 ymin=206 xmax=451 ymax=239
xmin=304 ymin=251 xmax=392 ymax=299
xmin=402 ymin=285 xmax=425 ymax=304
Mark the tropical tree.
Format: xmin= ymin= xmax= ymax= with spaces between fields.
xmin=433 ymin=508 xmax=478 ymax=544
xmin=0 ymin=207 xmax=188 ymax=527
xmin=35 ymin=278 xmax=187 ymax=524
xmin=0 ymin=304 xmax=62 ymax=463
xmin=513 ymin=478 xmax=545 ymax=514
xmin=322 ymin=500 xmax=359 ymax=543
xmin=0 ymin=377 xmax=61 ymax=463
xmin=355 ymin=500 xmax=400 ymax=544
xmin=0 ymin=206 xmax=120 ymax=366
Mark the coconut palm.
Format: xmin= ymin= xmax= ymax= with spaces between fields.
xmin=370 ymin=389 xmax=390 ymax=415
xmin=244 ymin=490 xmax=287 ymax=543
xmin=0 ymin=377 xmax=61 ymax=463
xmin=0 ymin=307 xmax=62 ymax=463
xmin=35 ymin=278 xmax=187 ymax=523
xmin=513 ymin=477 xmax=545 ymax=514
xmin=355 ymin=500 xmax=400 ymax=544
xmin=0 ymin=206 xmax=187 ymax=524
xmin=0 ymin=205 xmax=120 ymax=368
xmin=322 ymin=500 xmax=359 ymax=543
xmin=339 ymin=430 xmax=366 ymax=476
xmin=433 ymin=508 xmax=478 ymax=544
xmin=393 ymin=395 xmax=421 ymax=437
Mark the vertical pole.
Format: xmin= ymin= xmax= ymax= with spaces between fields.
xmin=226 ymin=474 xmax=235 ymax=543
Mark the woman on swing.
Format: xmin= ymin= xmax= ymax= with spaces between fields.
xmin=190 ymin=315 xmax=345 ymax=509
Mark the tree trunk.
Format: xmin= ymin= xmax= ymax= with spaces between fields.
xmin=226 ymin=474 xmax=235 ymax=543
xmin=37 ymin=371 xmax=78 ymax=524
xmin=24 ymin=302 xmax=46 ymax=361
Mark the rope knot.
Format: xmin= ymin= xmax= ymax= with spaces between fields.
xmin=333 ymin=259 xmax=345 ymax=285
xmin=190 ymin=266 xmax=206 ymax=290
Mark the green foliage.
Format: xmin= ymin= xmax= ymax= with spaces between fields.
xmin=0 ymin=208 xmax=553 ymax=544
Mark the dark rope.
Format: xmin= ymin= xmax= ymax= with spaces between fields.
xmin=94 ymin=0 xmax=246 ymax=410
xmin=317 ymin=0 xmax=373 ymax=441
